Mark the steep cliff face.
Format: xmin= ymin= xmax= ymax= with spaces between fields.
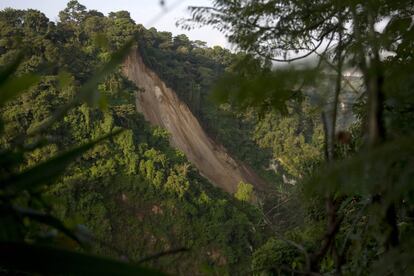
xmin=123 ymin=49 xmax=266 ymax=194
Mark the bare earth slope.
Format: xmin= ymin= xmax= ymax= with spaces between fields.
xmin=123 ymin=49 xmax=266 ymax=194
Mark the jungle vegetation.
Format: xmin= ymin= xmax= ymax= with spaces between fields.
xmin=1 ymin=0 xmax=413 ymax=275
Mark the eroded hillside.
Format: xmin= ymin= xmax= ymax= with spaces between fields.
xmin=123 ymin=48 xmax=266 ymax=194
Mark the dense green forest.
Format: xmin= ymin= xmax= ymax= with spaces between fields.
xmin=0 ymin=2 xmax=271 ymax=274
xmin=1 ymin=0 xmax=414 ymax=275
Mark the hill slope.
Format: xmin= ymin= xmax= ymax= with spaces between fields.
xmin=123 ymin=48 xmax=267 ymax=194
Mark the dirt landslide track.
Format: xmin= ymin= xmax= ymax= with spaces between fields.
xmin=123 ymin=48 xmax=267 ymax=194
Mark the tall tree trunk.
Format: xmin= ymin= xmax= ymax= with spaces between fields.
xmin=365 ymin=9 xmax=399 ymax=249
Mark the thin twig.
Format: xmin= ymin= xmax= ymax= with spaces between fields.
xmin=137 ymin=247 xmax=188 ymax=264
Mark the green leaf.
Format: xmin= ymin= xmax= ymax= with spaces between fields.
xmin=211 ymin=63 xmax=316 ymax=115
xmin=2 ymin=129 xmax=124 ymax=194
xmin=13 ymin=206 xmax=81 ymax=245
xmin=0 ymin=52 xmax=24 ymax=87
xmin=0 ymin=52 xmax=40 ymax=107
xmin=0 ymin=74 xmax=41 ymax=107
xmin=57 ymin=70 xmax=73 ymax=90
xmin=79 ymin=38 xmax=136 ymax=104
xmin=0 ymin=242 xmax=163 ymax=276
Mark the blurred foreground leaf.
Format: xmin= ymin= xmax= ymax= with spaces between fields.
xmin=211 ymin=59 xmax=318 ymax=115
xmin=304 ymin=135 xmax=414 ymax=201
xmin=2 ymin=129 xmax=124 ymax=194
xmin=0 ymin=74 xmax=40 ymax=107
xmin=11 ymin=205 xmax=82 ymax=245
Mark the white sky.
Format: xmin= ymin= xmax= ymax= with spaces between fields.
xmin=0 ymin=0 xmax=230 ymax=48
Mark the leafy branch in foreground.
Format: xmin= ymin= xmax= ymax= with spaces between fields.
xmin=0 ymin=40 xmax=164 ymax=275
xmin=186 ymin=0 xmax=414 ymax=274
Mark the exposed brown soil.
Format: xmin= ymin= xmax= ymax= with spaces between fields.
xmin=123 ymin=48 xmax=267 ymax=194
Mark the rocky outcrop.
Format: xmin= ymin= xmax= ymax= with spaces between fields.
xmin=123 ymin=48 xmax=267 ymax=194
